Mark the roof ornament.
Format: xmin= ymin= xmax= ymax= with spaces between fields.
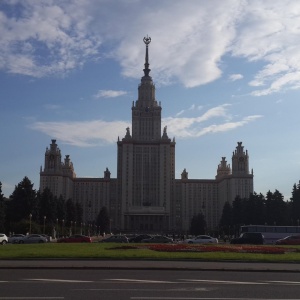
xmin=143 ymin=35 xmax=151 ymax=77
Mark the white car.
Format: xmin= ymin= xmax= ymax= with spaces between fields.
xmin=8 ymin=234 xmax=26 ymax=244
xmin=184 ymin=235 xmax=218 ymax=244
xmin=0 ymin=233 xmax=8 ymax=245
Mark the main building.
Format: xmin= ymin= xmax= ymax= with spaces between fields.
xmin=40 ymin=37 xmax=254 ymax=233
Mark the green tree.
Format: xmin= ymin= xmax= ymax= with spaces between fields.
xmin=244 ymin=193 xmax=265 ymax=225
xmin=290 ymin=182 xmax=300 ymax=224
xmin=6 ymin=177 xmax=38 ymax=224
xmin=65 ymin=198 xmax=76 ymax=229
xmin=96 ymin=206 xmax=110 ymax=234
xmin=75 ymin=202 xmax=83 ymax=225
xmin=56 ymin=195 xmax=65 ymax=221
xmin=265 ymin=190 xmax=287 ymax=225
xmin=0 ymin=182 xmax=6 ymax=232
xmin=38 ymin=188 xmax=57 ymax=226
xmin=219 ymin=201 xmax=232 ymax=236
xmin=232 ymin=195 xmax=245 ymax=226
xmin=189 ymin=213 xmax=206 ymax=235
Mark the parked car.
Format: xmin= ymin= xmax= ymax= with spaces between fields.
xmin=40 ymin=234 xmax=52 ymax=242
xmin=141 ymin=235 xmax=173 ymax=243
xmin=0 ymin=233 xmax=8 ymax=245
xmin=19 ymin=234 xmax=48 ymax=244
xmin=8 ymin=234 xmax=25 ymax=244
xmin=101 ymin=235 xmax=129 ymax=243
xmin=275 ymin=235 xmax=300 ymax=245
xmin=129 ymin=234 xmax=152 ymax=243
xmin=57 ymin=234 xmax=92 ymax=243
xmin=184 ymin=235 xmax=218 ymax=244
xmin=230 ymin=232 xmax=264 ymax=245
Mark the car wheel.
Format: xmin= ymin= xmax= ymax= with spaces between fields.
xmin=1 ymin=240 xmax=7 ymax=245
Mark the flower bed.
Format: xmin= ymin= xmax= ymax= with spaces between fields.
xmin=107 ymin=243 xmax=295 ymax=254
xmin=143 ymin=244 xmax=289 ymax=254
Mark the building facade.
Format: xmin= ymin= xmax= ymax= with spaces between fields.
xmin=40 ymin=37 xmax=253 ymax=233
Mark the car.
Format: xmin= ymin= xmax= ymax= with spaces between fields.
xmin=40 ymin=234 xmax=52 ymax=242
xmin=19 ymin=234 xmax=48 ymax=244
xmin=57 ymin=234 xmax=92 ymax=243
xmin=230 ymin=232 xmax=264 ymax=245
xmin=101 ymin=235 xmax=129 ymax=243
xmin=184 ymin=235 xmax=218 ymax=244
xmin=275 ymin=235 xmax=300 ymax=245
xmin=129 ymin=234 xmax=152 ymax=243
xmin=0 ymin=233 xmax=8 ymax=245
xmin=8 ymin=234 xmax=25 ymax=244
xmin=141 ymin=235 xmax=173 ymax=243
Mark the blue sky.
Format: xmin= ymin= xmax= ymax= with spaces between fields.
xmin=1 ymin=0 xmax=300 ymax=200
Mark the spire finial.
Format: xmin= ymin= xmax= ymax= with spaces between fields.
xmin=143 ymin=35 xmax=151 ymax=76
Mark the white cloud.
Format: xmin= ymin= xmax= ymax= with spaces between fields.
xmin=29 ymin=120 xmax=131 ymax=147
xmin=93 ymin=90 xmax=127 ymax=99
xmin=229 ymin=74 xmax=243 ymax=81
xmin=29 ymin=104 xmax=262 ymax=146
xmin=1 ymin=0 xmax=300 ymax=95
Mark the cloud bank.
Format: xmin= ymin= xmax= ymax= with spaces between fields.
xmin=29 ymin=104 xmax=262 ymax=147
xmin=1 ymin=0 xmax=300 ymax=96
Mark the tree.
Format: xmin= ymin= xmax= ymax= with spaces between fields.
xmin=38 ymin=188 xmax=57 ymax=225
xmin=219 ymin=201 xmax=232 ymax=236
xmin=232 ymin=196 xmax=245 ymax=226
xmin=290 ymin=182 xmax=300 ymax=224
xmin=65 ymin=198 xmax=76 ymax=227
xmin=96 ymin=207 xmax=110 ymax=234
xmin=265 ymin=190 xmax=287 ymax=225
xmin=6 ymin=177 xmax=38 ymax=224
xmin=189 ymin=213 xmax=206 ymax=235
xmin=0 ymin=182 xmax=5 ymax=232
xmin=244 ymin=193 xmax=265 ymax=225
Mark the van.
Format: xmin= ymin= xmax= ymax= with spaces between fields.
xmin=230 ymin=232 xmax=264 ymax=245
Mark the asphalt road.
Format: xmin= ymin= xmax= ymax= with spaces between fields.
xmin=1 ymin=259 xmax=300 ymax=272
xmin=1 ymin=268 xmax=300 ymax=299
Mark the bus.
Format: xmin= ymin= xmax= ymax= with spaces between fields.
xmin=240 ymin=225 xmax=300 ymax=244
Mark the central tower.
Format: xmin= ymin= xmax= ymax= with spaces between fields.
xmin=132 ymin=36 xmax=162 ymax=141
xmin=116 ymin=37 xmax=176 ymax=232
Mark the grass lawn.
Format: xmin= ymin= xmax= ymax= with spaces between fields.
xmin=1 ymin=242 xmax=300 ymax=262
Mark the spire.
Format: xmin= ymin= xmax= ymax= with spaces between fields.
xmin=143 ymin=35 xmax=151 ymax=77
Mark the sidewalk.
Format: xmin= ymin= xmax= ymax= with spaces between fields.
xmin=1 ymin=259 xmax=300 ymax=272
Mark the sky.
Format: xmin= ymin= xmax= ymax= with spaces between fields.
xmin=1 ymin=0 xmax=300 ymax=200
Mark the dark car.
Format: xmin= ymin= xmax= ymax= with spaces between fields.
xmin=141 ymin=235 xmax=173 ymax=243
xmin=230 ymin=232 xmax=264 ymax=245
xmin=129 ymin=234 xmax=152 ymax=243
xmin=57 ymin=234 xmax=92 ymax=243
xmin=101 ymin=235 xmax=129 ymax=243
xmin=275 ymin=235 xmax=300 ymax=245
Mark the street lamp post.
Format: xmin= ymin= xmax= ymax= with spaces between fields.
xmin=43 ymin=216 xmax=46 ymax=234
xmin=70 ymin=221 xmax=73 ymax=236
xmin=29 ymin=214 xmax=32 ymax=234
xmin=62 ymin=219 xmax=65 ymax=237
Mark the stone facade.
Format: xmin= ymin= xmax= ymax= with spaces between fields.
xmin=40 ymin=38 xmax=253 ymax=233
